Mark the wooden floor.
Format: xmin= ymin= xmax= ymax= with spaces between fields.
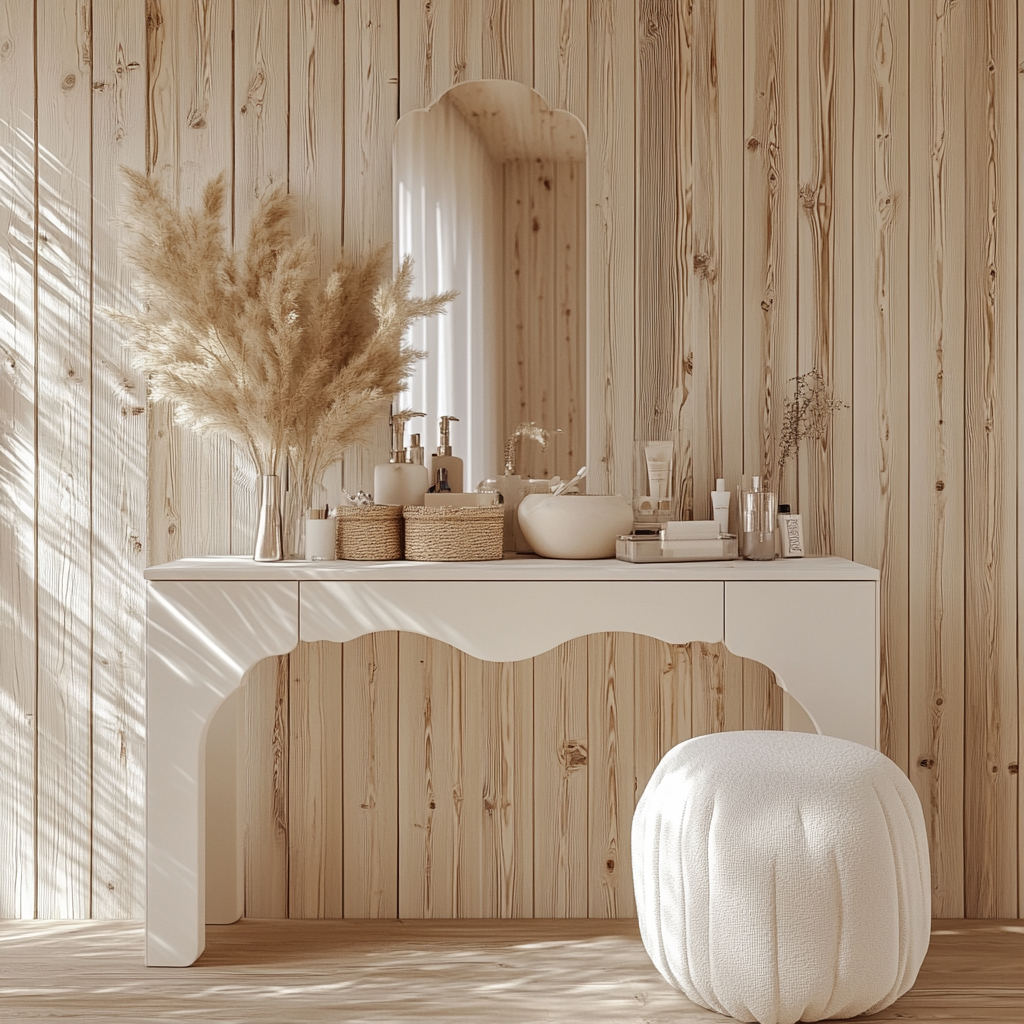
xmin=0 ymin=919 xmax=1019 ymax=1022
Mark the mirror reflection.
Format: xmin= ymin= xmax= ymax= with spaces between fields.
xmin=393 ymin=80 xmax=587 ymax=489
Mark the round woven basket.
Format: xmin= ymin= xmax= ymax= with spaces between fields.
xmin=334 ymin=504 xmax=403 ymax=560
xmin=403 ymin=505 xmax=504 ymax=561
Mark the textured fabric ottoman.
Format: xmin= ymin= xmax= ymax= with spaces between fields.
xmin=632 ymin=731 xmax=930 ymax=1024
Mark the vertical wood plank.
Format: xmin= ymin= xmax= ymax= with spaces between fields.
xmin=398 ymin=635 xmax=461 ymax=918
xmin=908 ymin=0 xmax=966 ymax=919
xmin=963 ymin=0 xmax=1017 ymax=918
xmin=481 ymin=0 xmax=532 ymax=86
xmin=398 ymin=0 xmax=483 ymax=116
xmin=587 ymin=632 xmax=634 ymax=918
xmin=797 ymin=0 xmax=853 ymax=557
xmin=243 ymin=656 xmax=289 ymax=918
xmin=635 ymin=0 xmax=690 ymax=515
xmin=504 ymin=159 xmax=530 ymax=461
xmin=691 ymin=0 xmax=725 ymax=523
xmin=1018 ymin=0 xmax=1024 ymax=922
xmin=715 ymin=0 xmax=745 ymax=512
xmin=743 ymin=0 xmax=797 ymax=500
xmin=633 ymin=638 xmax=692 ymax=802
xmin=232 ymin=0 xmax=289 ymax=555
xmin=90 ymin=0 xmax=148 ymax=919
xmin=289 ymin=0 xmax=345 ymax=507
xmin=552 ymin=159 xmax=586 ymax=479
xmin=532 ymin=0 xmax=586 ymax=123
xmin=343 ymin=0 xmax=397 ymax=494
xmin=460 ymin=652 xmax=533 ymax=917
xmin=288 ymin=642 xmax=343 ymax=919
xmin=0 ymin=0 xmax=37 ymax=919
xmin=853 ymin=0 xmax=910 ymax=775
xmin=533 ymin=639 xmax=588 ymax=918
xmin=145 ymin=0 xmax=234 ymax=564
xmin=343 ymin=633 xmax=398 ymax=918
xmin=690 ymin=641 xmax=742 ymax=738
xmin=35 ymin=0 xmax=93 ymax=919
xmin=587 ymin=0 xmax=634 ymax=500
xmin=742 ymin=0 xmax=795 ymax=732
xmin=518 ymin=159 xmax=557 ymax=478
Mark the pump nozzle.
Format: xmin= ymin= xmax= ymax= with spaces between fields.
xmin=436 ymin=415 xmax=460 ymax=456
xmin=390 ymin=409 xmax=425 ymax=464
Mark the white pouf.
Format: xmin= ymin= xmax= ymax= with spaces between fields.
xmin=632 ymin=731 xmax=930 ymax=1024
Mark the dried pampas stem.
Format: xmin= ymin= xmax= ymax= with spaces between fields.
xmin=108 ymin=169 xmax=456 ymax=487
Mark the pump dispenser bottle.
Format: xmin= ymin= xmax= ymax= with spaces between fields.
xmin=430 ymin=415 xmax=464 ymax=493
xmin=374 ymin=410 xmax=429 ymax=505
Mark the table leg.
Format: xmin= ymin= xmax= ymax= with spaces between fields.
xmin=146 ymin=581 xmax=298 ymax=966
xmin=724 ymin=580 xmax=879 ymax=749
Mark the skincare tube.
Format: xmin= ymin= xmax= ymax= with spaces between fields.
xmin=711 ymin=478 xmax=731 ymax=534
xmin=645 ymin=441 xmax=674 ymax=505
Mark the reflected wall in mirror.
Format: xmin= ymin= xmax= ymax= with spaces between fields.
xmin=394 ymin=80 xmax=587 ymax=490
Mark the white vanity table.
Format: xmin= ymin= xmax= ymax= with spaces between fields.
xmin=144 ymin=554 xmax=879 ymax=967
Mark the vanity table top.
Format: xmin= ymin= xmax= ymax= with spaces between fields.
xmin=144 ymin=554 xmax=879 ymax=583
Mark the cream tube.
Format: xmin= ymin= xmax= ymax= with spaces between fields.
xmin=711 ymin=477 xmax=731 ymax=534
xmin=645 ymin=441 xmax=674 ymax=504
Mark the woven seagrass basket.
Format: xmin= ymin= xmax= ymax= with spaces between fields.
xmin=334 ymin=504 xmax=403 ymax=560
xmin=402 ymin=505 xmax=504 ymax=561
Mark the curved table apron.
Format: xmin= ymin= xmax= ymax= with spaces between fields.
xmin=144 ymin=556 xmax=880 ymax=967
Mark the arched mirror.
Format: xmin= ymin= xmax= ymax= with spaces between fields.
xmin=393 ymin=80 xmax=587 ymax=489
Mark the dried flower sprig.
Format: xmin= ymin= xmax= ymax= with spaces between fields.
xmin=776 ymin=368 xmax=847 ymax=482
xmin=107 ymin=170 xmax=456 ymax=483
xmin=504 ymin=422 xmax=556 ymax=475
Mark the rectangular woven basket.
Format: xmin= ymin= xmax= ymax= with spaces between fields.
xmin=334 ymin=505 xmax=403 ymax=560
xmin=402 ymin=505 xmax=504 ymax=561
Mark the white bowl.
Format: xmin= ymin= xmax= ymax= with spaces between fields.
xmin=517 ymin=493 xmax=633 ymax=559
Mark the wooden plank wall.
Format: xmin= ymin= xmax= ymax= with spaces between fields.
xmin=0 ymin=0 xmax=1021 ymax=921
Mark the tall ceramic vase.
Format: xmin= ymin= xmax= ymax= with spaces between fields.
xmin=254 ymin=474 xmax=284 ymax=561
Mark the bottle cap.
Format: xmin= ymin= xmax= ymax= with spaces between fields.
xmin=778 ymin=503 xmax=791 ymax=514
xmin=715 ymin=478 xmax=725 ymax=491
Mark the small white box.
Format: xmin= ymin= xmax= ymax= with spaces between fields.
xmin=664 ymin=520 xmax=721 ymax=541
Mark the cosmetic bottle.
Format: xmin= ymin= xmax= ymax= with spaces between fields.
xmin=430 ymin=415 xmax=464 ymax=493
xmin=777 ymin=503 xmax=805 ymax=558
xmin=711 ymin=478 xmax=731 ymax=535
xmin=644 ymin=441 xmax=673 ymax=510
xmin=408 ymin=433 xmax=425 ymax=466
xmin=740 ymin=475 xmax=777 ymax=560
xmin=374 ymin=412 xmax=429 ymax=506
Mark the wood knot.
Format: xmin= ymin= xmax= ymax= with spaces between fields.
xmin=62 ymin=73 xmax=76 ymax=91
xmin=747 ymin=137 xmax=760 ymax=151
xmin=1009 ymin=763 xmax=1019 ymax=775
xmin=543 ymin=178 xmax=551 ymax=190
xmin=532 ymin=217 xmax=540 ymax=232
xmin=560 ymin=742 xmax=587 ymax=769
xmin=606 ymin=859 xmax=615 ymax=871
xmin=935 ymin=480 xmax=944 ymax=491
xmin=918 ymin=758 xmax=934 ymax=769
xmin=0 ymin=38 xmax=13 ymax=59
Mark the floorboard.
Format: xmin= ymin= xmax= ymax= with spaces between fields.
xmin=0 ymin=919 xmax=1019 ymax=1022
